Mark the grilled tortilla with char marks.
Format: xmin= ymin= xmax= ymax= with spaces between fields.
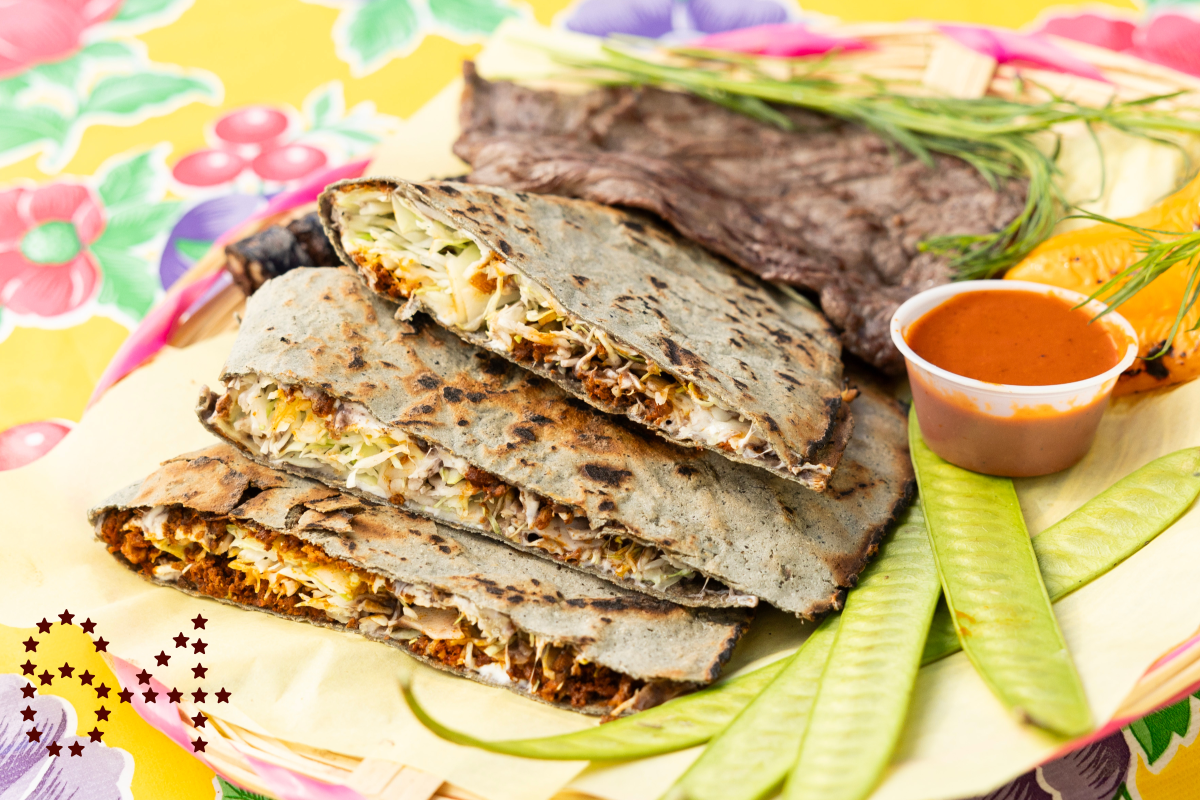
xmin=198 ymin=268 xmax=914 ymax=618
xmin=91 ymin=445 xmax=751 ymax=716
xmin=319 ymin=178 xmax=852 ymax=491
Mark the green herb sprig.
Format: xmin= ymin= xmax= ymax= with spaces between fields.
xmin=544 ymin=42 xmax=1200 ymax=281
xmin=1068 ymin=209 xmax=1200 ymax=358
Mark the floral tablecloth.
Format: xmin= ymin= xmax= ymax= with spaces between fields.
xmin=2 ymin=0 xmax=1199 ymax=798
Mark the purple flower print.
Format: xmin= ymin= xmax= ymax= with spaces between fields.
xmin=0 ymin=674 xmax=133 ymax=799
xmin=565 ymin=0 xmax=790 ymax=40
xmin=688 ymin=0 xmax=787 ymax=34
xmin=159 ymin=194 xmax=265 ymax=289
xmin=965 ymin=729 xmax=1131 ymax=800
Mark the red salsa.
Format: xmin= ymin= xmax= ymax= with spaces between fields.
xmin=906 ymin=290 xmax=1120 ymax=386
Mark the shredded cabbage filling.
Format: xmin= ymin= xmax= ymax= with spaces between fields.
xmin=102 ymin=507 xmax=679 ymax=713
xmin=207 ymin=374 xmax=753 ymax=606
xmin=332 ymin=188 xmax=830 ymax=483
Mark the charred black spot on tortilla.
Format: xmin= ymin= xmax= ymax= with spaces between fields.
xmin=505 ymin=442 xmax=516 ymax=450
xmin=493 ymin=212 xmax=506 ymax=223
xmin=565 ymin=598 xmax=587 ymax=608
xmin=439 ymin=184 xmax=461 ymax=197
xmin=413 ymin=404 xmax=435 ymax=414
xmin=662 ymin=338 xmax=683 ymax=365
xmin=515 ymin=192 xmax=530 ymax=201
xmin=649 ymin=276 xmax=668 ymax=290
xmin=441 ymin=386 xmax=465 ymax=403
xmin=507 ymin=594 xmax=523 ymax=603
xmin=571 ymin=275 xmax=589 ymax=287
xmin=474 ymin=352 xmax=510 ymax=376
xmin=457 ymin=419 xmax=469 ymax=426
xmin=598 ymin=499 xmax=616 ymax=512
xmin=614 ymin=295 xmax=635 ymax=303
xmin=417 ymin=374 xmax=440 ymax=389
xmin=266 ymin=326 xmax=274 ymax=331
xmin=497 ymin=240 xmax=513 ymax=256
xmin=763 ymin=414 xmax=781 ymax=433
xmin=732 ymin=378 xmax=749 ymax=391
xmin=484 ymin=585 xmax=504 ymax=596
xmin=527 ymin=413 xmax=552 ymax=425
xmin=777 ymin=371 xmax=801 ymax=386
xmin=621 ymin=220 xmax=645 ymax=233
xmin=512 ymin=426 xmax=536 ymax=442
xmin=466 ymin=204 xmax=482 ymax=213
xmin=676 ymin=464 xmax=699 ymax=477
xmin=582 ymin=463 xmax=633 ymax=487
xmin=322 ymin=294 xmax=331 ymax=301
xmin=347 ymin=348 xmax=366 ymax=370
xmin=414 ymin=185 xmax=429 ymax=195
xmin=466 ymin=391 xmax=487 ymax=403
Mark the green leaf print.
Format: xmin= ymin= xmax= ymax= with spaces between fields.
xmin=1128 ymin=695 xmax=1193 ymax=766
xmin=344 ymin=0 xmax=419 ymax=75
xmin=78 ymin=41 xmax=138 ymax=61
xmin=93 ymin=245 xmax=159 ymax=319
xmin=97 ymin=151 xmax=161 ymax=209
xmin=173 ymin=237 xmax=213 ymax=262
xmin=0 ymin=107 xmax=68 ymax=153
xmin=428 ymin=0 xmax=517 ymax=35
xmin=113 ymin=0 xmax=187 ymax=23
xmin=94 ymin=202 xmax=180 ymax=249
xmin=82 ymin=73 xmax=215 ymax=117
xmin=216 ymin=777 xmax=274 ymax=800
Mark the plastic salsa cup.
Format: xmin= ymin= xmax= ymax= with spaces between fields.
xmin=890 ymin=280 xmax=1138 ymax=477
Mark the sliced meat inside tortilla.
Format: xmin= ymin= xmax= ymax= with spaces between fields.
xmin=319 ymin=177 xmax=852 ymax=491
xmin=197 ymin=268 xmax=914 ymax=618
xmin=90 ymin=444 xmax=751 ymax=717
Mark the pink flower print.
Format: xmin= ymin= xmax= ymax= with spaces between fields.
xmin=0 ymin=0 xmax=123 ymax=78
xmin=0 ymin=182 xmax=103 ymax=317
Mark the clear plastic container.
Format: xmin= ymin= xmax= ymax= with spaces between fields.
xmin=891 ymin=280 xmax=1138 ymax=477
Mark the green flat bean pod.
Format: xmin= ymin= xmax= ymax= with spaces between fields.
xmin=910 ymin=411 xmax=1092 ymax=738
xmin=922 ymin=446 xmax=1200 ymax=665
xmin=406 ymin=446 xmax=1200 ymax=759
xmin=663 ymin=615 xmax=839 ymax=800
xmin=400 ymin=657 xmax=785 ymax=761
xmin=783 ymin=505 xmax=941 ymax=800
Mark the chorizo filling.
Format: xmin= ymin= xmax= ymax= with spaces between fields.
xmin=206 ymin=374 xmax=755 ymax=607
xmin=330 ymin=187 xmax=832 ymax=485
xmin=97 ymin=507 xmax=687 ymax=714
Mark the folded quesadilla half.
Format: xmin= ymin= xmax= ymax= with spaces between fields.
xmin=198 ymin=268 xmax=913 ymax=617
xmin=319 ymin=178 xmax=853 ymax=491
xmin=91 ymin=444 xmax=750 ymax=716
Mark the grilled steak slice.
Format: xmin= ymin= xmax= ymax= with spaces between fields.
xmin=454 ymin=63 xmax=1027 ymax=372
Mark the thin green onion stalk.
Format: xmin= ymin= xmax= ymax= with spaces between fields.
xmin=1067 ymin=210 xmax=1200 ymax=358
xmin=542 ymin=41 xmax=1200 ymax=282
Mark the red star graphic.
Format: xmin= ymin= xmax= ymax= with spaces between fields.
xmin=167 ymin=688 xmax=183 ymax=703
xmin=93 ymin=637 xmax=109 ymax=652
xmin=68 ymin=742 xmax=84 ymax=757
xmin=57 ymin=610 xmax=74 ymax=626
xmin=26 ymin=727 xmax=41 ymax=743
xmin=95 ymin=684 xmax=110 ymax=699
xmin=22 ymin=637 xmax=38 ymax=652
xmin=37 ymin=671 xmax=53 ymax=686
xmin=215 ymin=688 xmax=231 ymax=703
xmin=191 ymin=711 xmax=207 ymax=729
xmin=80 ymin=619 xmax=96 ymax=634
xmin=191 ymin=614 xmax=207 ymax=630
xmin=173 ymin=633 xmax=188 ymax=648
xmin=192 ymin=737 xmax=207 ymax=752
xmin=117 ymin=689 xmax=133 ymax=703
xmin=141 ymin=688 xmax=158 ymax=703
xmin=20 ymin=660 xmax=34 ymax=675
xmin=78 ymin=671 xmax=94 ymax=686
xmin=57 ymin=663 xmax=74 ymax=678
xmin=21 ymin=706 xmax=36 ymax=721
xmin=46 ymin=741 xmax=62 ymax=757
xmin=191 ymin=640 xmax=207 ymax=655
xmin=134 ymin=669 xmax=152 ymax=685
xmin=154 ymin=651 xmax=170 ymax=667
xmin=87 ymin=728 xmax=103 ymax=743
xmin=191 ymin=688 xmax=207 ymax=703
xmin=96 ymin=707 xmax=110 ymax=722
xmin=20 ymin=685 xmax=35 ymax=699
xmin=191 ymin=664 xmax=207 ymax=679
xmin=35 ymin=619 xmax=52 ymax=634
